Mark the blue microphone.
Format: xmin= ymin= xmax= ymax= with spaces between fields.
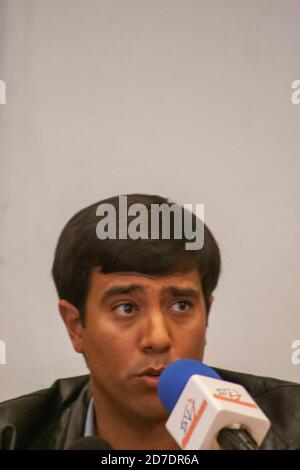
xmin=158 ymin=358 xmax=221 ymax=413
xmin=158 ymin=359 xmax=267 ymax=450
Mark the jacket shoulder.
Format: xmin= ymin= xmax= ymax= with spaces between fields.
xmin=0 ymin=375 xmax=90 ymax=449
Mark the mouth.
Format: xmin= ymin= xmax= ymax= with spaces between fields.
xmin=135 ymin=367 xmax=165 ymax=389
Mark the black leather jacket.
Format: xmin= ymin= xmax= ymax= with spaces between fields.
xmin=0 ymin=368 xmax=300 ymax=450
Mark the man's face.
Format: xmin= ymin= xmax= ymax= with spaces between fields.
xmin=64 ymin=269 xmax=211 ymax=422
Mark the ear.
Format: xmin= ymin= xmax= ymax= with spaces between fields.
xmin=58 ymin=299 xmax=84 ymax=354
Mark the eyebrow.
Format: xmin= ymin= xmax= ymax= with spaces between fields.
xmin=165 ymin=287 xmax=201 ymax=299
xmin=101 ymin=284 xmax=145 ymax=303
xmin=101 ymin=284 xmax=201 ymax=303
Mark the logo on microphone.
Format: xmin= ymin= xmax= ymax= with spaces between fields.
xmin=180 ymin=398 xmax=207 ymax=449
xmin=213 ymin=388 xmax=257 ymax=409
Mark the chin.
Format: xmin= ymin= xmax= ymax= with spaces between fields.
xmin=132 ymin=397 xmax=169 ymax=422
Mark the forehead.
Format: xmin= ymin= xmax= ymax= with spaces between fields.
xmin=88 ymin=268 xmax=202 ymax=296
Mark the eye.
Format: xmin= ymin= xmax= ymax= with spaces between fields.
xmin=171 ymin=300 xmax=193 ymax=313
xmin=113 ymin=303 xmax=136 ymax=316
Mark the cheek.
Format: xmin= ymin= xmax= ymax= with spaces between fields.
xmin=177 ymin=318 xmax=207 ymax=355
xmin=82 ymin=322 xmax=134 ymax=370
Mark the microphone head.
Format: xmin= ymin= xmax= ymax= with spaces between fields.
xmin=158 ymin=359 xmax=221 ymax=413
xmin=68 ymin=436 xmax=113 ymax=450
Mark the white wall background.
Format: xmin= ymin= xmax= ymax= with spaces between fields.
xmin=0 ymin=0 xmax=299 ymax=401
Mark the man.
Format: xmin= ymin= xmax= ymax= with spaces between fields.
xmin=0 ymin=194 xmax=299 ymax=450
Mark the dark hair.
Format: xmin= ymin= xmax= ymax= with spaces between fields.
xmin=52 ymin=194 xmax=221 ymax=324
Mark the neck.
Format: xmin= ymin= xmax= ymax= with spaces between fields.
xmin=91 ymin=391 xmax=179 ymax=450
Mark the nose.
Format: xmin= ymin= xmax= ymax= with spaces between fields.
xmin=139 ymin=309 xmax=172 ymax=353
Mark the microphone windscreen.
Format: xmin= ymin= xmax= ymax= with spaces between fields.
xmin=68 ymin=436 xmax=113 ymax=450
xmin=158 ymin=359 xmax=221 ymax=413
